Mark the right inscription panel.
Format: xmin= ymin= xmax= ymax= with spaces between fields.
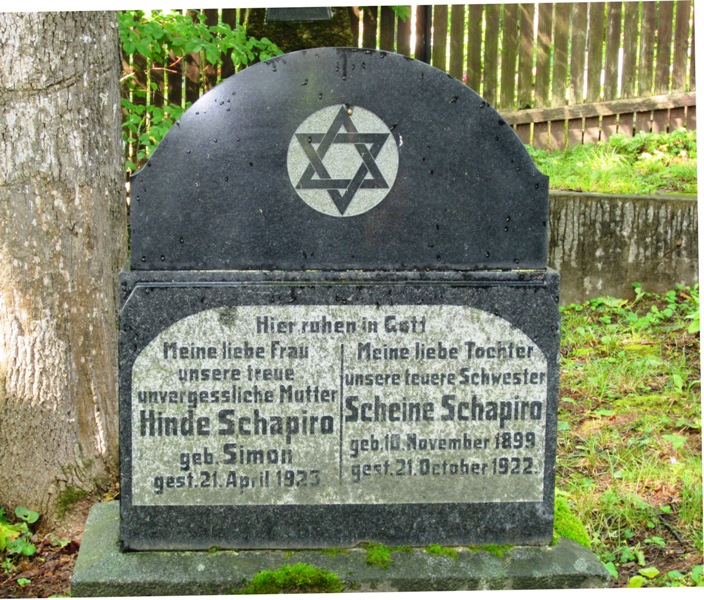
xmin=339 ymin=304 xmax=547 ymax=505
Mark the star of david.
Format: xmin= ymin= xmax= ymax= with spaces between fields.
xmin=294 ymin=106 xmax=392 ymax=215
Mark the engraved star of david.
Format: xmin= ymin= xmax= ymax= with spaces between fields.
xmin=293 ymin=106 xmax=392 ymax=216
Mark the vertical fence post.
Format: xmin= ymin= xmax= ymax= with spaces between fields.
xmin=500 ymin=3 xmax=519 ymax=110
xmin=551 ymin=3 xmax=571 ymax=150
xmin=362 ymin=6 xmax=378 ymax=49
xmin=602 ymin=2 xmax=623 ymax=140
xmin=379 ymin=5 xmax=396 ymax=51
xmin=396 ymin=6 xmax=412 ymax=56
xmin=619 ymin=2 xmax=640 ymax=137
xmin=515 ymin=3 xmax=535 ymax=144
xmin=432 ymin=5 xmax=448 ymax=72
xmin=348 ymin=6 xmax=360 ymax=47
xmin=220 ymin=8 xmax=239 ymax=80
xmin=567 ymin=3 xmax=588 ymax=147
xmin=449 ymin=4 xmax=466 ymax=81
xmin=414 ymin=5 xmax=431 ymax=63
xmin=534 ymin=3 xmax=553 ymax=148
xmin=584 ymin=2 xmax=605 ymax=143
xmin=483 ymin=4 xmax=501 ymax=107
xmin=672 ymin=0 xmax=692 ymax=92
xmin=466 ymin=4 xmax=484 ymax=93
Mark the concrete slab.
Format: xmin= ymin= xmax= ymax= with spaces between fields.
xmin=71 ymin=502 xmax=610 ymax=595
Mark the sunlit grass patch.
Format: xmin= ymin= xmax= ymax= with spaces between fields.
xmin=557 ymin=284 xmax=701 ymax=586
xmin=528 ymin=129 xmax=697 ymax=195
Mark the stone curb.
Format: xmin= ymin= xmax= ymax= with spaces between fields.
xmin=71 ymin=502 xmax=611 ymax=596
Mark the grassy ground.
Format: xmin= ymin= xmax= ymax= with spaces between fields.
xmin=558 ymin=284 xmax=702 ymax=587
xmin=528 ymin=129 xmax=697 ymax=195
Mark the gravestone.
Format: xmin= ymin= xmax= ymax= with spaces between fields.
xmin=119 ymin=47 xmax=559 ymax=552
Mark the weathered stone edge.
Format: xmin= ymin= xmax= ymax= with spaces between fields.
xmin=71 ymin=502 xmax=610 ymax=596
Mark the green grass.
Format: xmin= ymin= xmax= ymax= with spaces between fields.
xmin=527 ymin=129 xmax=697 ymax=195
xmin=558 ymin=284 xmax=702 ymax=587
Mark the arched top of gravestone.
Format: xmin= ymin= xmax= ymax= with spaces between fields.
xmin=130 ymin=47 xmax=548 ymax=272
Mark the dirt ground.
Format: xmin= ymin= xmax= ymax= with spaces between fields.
xmin=0 ymin=498 xmax=91 ymax=598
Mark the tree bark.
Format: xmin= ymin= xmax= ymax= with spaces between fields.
xmin=0 ymin=12 xmax=127 ymax=524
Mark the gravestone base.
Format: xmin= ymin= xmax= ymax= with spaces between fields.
xmin=71 ymin=502 xmax=610 ymax=596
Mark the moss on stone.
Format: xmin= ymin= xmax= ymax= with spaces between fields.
xmin=467 ymin=544 xmax=513 ymax=558
xmin=56 ymin=485 xmax=89 ymax=517
xmin=363 ymin=542 xmax=393 ymax=569
xmin=553 ymin=494 xmax=592 ymax=549
xmin=237 ymin=562 xmax=345 ymax=594
xmin=318 ymin=547 xmax=349 ymax=557
xmin=425 ymin=544 xmax=459 ymax=559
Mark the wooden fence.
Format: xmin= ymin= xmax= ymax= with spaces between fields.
xmin=122 ymin=2 xmax=696 ymax=153
xmin=353 ymin=2 xmax=696 ymax=148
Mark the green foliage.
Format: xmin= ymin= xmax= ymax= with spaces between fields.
xmin=527 ymin=129 xmax=697 ymax=195
xmin=238 ymin=563 xmax=345 ymax=594
xmin=0 ymin=507 xmax=39 ymax=563
xmin=119 ymin=10 xmax=282 ymax=172
xmin=425 ymin=544 xmax=459 ymax=559
xmin=640 ymin=567 xmax=660 ymax=579
xmin=390 ymin=6 xmax=412 ymax=22
xmin=628 ymin=575 xmax=647 ymax=588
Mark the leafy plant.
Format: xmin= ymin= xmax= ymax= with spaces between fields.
xmin=119 ymin=10 xmax=282 ymax=172
xmin=0 ymin=507 xmax=39 ymax=560
xmin=390 ymin=6 xmax=412 ymax=21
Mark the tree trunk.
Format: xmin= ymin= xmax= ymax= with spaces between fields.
xmin=0 ymin=12 xmax=127 ymax=525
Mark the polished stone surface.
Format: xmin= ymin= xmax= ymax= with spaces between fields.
xmin=122 ymin=47 xmax=559 ymax=554
xmin=130 ymin=48 xmax=548 ymax=272
xmin=119 ymin=269 xmax=560 ymax=550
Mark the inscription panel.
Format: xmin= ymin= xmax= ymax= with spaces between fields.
xmin=131 ymin=305 xmax=547 ymax=507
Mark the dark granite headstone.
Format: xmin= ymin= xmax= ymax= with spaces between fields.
xmin=120 ymin=47 xmax=560 ymax=551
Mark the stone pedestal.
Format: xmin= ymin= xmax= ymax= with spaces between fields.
xmin=72 ymin=502 xmax=610 ymax=596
